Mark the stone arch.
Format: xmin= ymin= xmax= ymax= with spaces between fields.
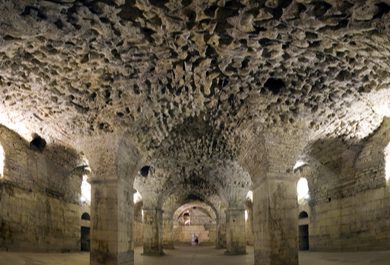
xmin=172 ymin=201 xmax=218 ymax=246
xmin=173 ymin=201 xmax=218 ymax=223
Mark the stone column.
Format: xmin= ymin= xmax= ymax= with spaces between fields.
xmin=163 ymin=211 xmax=174 ymax=249
xmin=90 ymin=178 xmax=134 ymax=265
xmin=245 ymin=206 xmax=254 ymax=246
xmin=253 ymin=178 xmax=299 ymax=265
xmin=225 ymin=208 xmax=246 ymax=255
xmin=142 ymin=208 xmax=164 ymax=256
xmin=216 ymin=221 xmax=226 ymax=249
xmin=80 ymin=133 xmax=141 ymax=265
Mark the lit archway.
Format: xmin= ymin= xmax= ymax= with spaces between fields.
xmin=297 ymin=177 xmax=309 ymax=203
xmin=173 ymin=201 xmax=218 ymax=246
xmin=80 ymin=175 xmax=91 ymax=204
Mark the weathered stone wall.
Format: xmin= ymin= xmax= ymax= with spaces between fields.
xmin=133 ymin=221 xmax=144 ymax=247
xmin=0 ymin=125 xmax=83 ymax=252
xmin=307 ymin=119 xmax=390 ymax=251
xmin=173 ymin=224 xmax=216 ymax=245
xmin=133 ymin=202 xmax=143 ymax=247
xmin=173 ymin=206 xmax=217 ymax=245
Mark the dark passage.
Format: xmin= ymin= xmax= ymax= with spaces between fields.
xmin=299 ymin=224 xmax=309 ymax=251
xmin=81 ymin=226 xmax=90 ymax=251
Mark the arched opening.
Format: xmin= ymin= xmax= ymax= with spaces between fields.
xmin=245 ymin=191 xmax=254 ymax=246
xmin=298 ymin=211 xmax=309 ymax=251
xmin=81 ymin=212 xmax=90 ymax=252
xmin=0 ymin=143 xmax=4 ymax=178
xmin=173 ymin=202 xmax=217 ymax=247
xmin=297 ymin=177 xmax=310 ymax=203
xmin=80 ymin=175 xmax=91 ymax=204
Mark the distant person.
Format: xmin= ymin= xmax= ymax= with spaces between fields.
xmin=194 ymin=235 xmax=199 ymax=246
xmin=192 ymin=233 xmax=196 ymax=246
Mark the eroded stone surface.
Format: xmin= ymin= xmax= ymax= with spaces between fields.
xmin=1 ymin=1 xmax=390 ymax=264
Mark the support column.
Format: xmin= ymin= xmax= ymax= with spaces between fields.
xmin=90 ymin=178 xmax=134 ymax=265
xmin=162 ymin=212 xmax=174 ymax=249
xmin=216 ymin=221 xmax=226 ymax=249
xmin=245 ymin=206 xmax=254 ymax=246
xmin=80 ymin=133 xmax=141 ymax=265
xmin=225 ymin=208 xmax=246 ymax=255
xmin=253 ymin=178 xmax=299 ymax=265
xmin=142 ymin=208 xmax=164 ymax=256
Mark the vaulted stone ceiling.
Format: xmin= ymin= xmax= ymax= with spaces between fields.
xmin=0 ymin=1 xmax=389 ymax=192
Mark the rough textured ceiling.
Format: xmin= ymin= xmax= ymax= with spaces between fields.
xmin=0 ymin=1 xmax=390 ymax=198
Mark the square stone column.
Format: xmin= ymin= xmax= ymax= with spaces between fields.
xmin=142 ymin=208 xmax=164 ymax=256
xmin=162 ymin=212 xmax=174 ymax=249
xmin=80 ymin=133 xmax=142 ymax=265
xmin=90 ymin=177 xmax=134 ymax=265
xmin=225 ymin=208 xmax=246 ymax=255
xmin=216 ymin=221 xmax=227 ymax=249
xmin=253 ymin=178 xmax=299 ymax=265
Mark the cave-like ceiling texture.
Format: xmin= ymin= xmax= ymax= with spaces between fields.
xmin=1 ymin=0 xmax=389 ymax=200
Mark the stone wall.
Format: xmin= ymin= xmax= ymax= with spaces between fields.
xmin=0 ymin=125 xmax=83 ymax=252
xmin=133 ymin=202 xmax=143 ymax=247
xmin=173 ymin=206 xmax=217 ymax=245
xmin=173 ymin=224 xmax=216 ymax=245
xmin=134 ymin=221 xmax=144 ymax=247
xmin=310 ymin=187 xmax=390 ymax=251
xmin=307 ymin=119 xmax=390 ymax=251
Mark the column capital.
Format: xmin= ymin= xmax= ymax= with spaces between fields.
xmin=77 ymin=132 xmax=143 ymax=185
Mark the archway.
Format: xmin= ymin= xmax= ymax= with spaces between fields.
xmin=173 ymin=201 xmax=218 ymax=247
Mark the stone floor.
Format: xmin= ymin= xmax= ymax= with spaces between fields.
xmin=1 ymin=246 xmax=390 ymax=265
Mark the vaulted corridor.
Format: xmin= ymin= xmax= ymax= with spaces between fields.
xmin=1 ymin=1 xmax=390 ymax=265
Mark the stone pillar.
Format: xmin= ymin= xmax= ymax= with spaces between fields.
xmin=142 ymin=208 xmax=164 ymax=256
xmin=216 ymin=221 xmax=226 ymax=249
xmin=225 ymin=208 xmax=246 ymax=255
xmin=253 ymin=178 xmax=299 ymax=265
xmin=163 ymin=212 xmax=174 ymax=249
xmin=80 ymin=133 xmax=141 ymax=265
xmin=90 ymin=178 xmax=134 ymax=265
xmin=245 ymin=206 xmax=254 ymax=246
